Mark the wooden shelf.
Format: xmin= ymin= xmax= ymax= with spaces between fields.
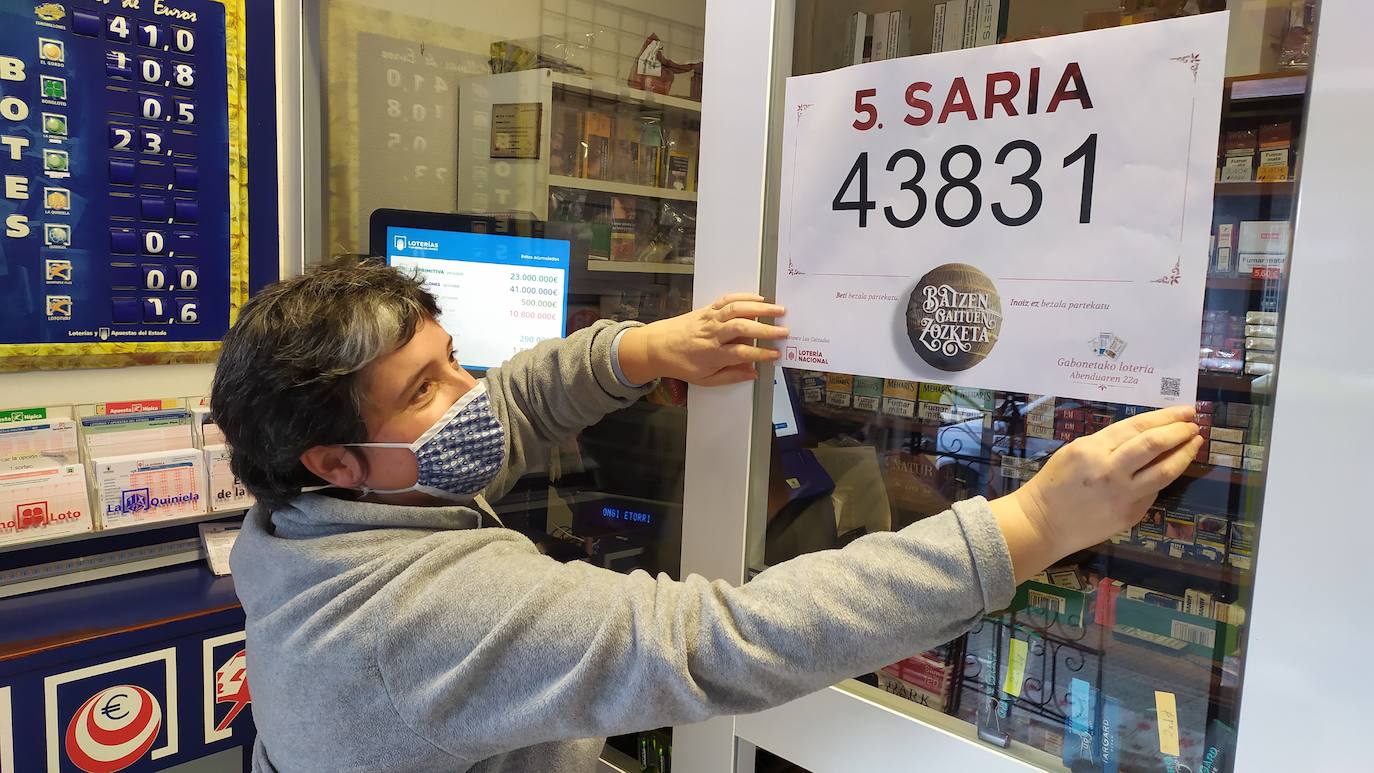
xmin=586 ymin=260 xmax=694 ymax=275
xmin=549 ymin=175 xmax=698 ymax=202
xmin=1226 ymin=70 xmax=1308 ymax=101
xmin=1096 ymin=542 xmax=1239 ymax=586
xmin=551 ymin=71 xmax=702 ymax=114
xmin=0 ymin=510 xmax=245 ymax=556
xmin=1215 ymin=181 xmax=1295 ymax=198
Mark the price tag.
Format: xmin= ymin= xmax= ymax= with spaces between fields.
xmin=1155 ymin=690 xmax=1181 ymax=757
xmin=775 ymin=15 xmax=1229 ymax=408
xmin=1002 ymin=637 xmax=1028 ymax=697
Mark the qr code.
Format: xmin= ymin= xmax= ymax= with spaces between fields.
xmin=1160 ymin=377 xmax=1181 ymax=397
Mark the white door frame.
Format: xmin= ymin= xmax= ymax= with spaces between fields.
xmin=682 ymin=1 xmax=1373 ymax=771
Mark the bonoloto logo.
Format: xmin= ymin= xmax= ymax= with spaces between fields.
xmin=65 ymin=684 xmax=163 ymax=773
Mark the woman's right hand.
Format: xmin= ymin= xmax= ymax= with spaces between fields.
xmin=990 ymin=405 xmax=1202 ymax=582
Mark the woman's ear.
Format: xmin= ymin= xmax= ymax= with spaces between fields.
xmin=299 ymin=445 xmax=367 ymax=490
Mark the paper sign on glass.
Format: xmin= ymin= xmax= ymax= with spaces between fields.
xmin=775 ymin=14 xmax=1228 ymax=407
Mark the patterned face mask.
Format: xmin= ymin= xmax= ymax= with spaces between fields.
xmin=346 ymin=381 xmax=506 ymax=502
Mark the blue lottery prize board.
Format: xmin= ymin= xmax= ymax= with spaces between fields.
xmin=0 ymin=0 xmax=244 ymax=371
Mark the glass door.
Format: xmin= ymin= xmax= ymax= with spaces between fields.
xmin=710 ymin=2 xmax=1334 ymax=771
xmin=308 ymin=1 xmax=707 ymax=767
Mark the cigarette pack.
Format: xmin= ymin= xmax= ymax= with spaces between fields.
xmin=1209 ymin=452 xmax=1241 ymax=469
xmin=1245 ymin=324 xmax=1278 ymax=338
xmin=918 ymin=383 xmax=952 ymax=404
xmin=94 ymin=449 xmax=206 ymax=529
xmin=1244 ymin=361 xmax=1274 ymax=376
xmin=1195 ymin=440 xmax=1210 ymax=463
xmin=205 ymin=445 xmax=254 ymax=512
xmin=1195 ymin=401 xmax=1214 ymax=414
xmin=1136 ymin=505 xmax=1167 ymax=550
xmin=1164 ymin=511 xmax=1197 ymax=559
xmin=1124 ymin=585 xmax=1184 ymax=612
xmin=1244 ymin=444 xmax=1266 ymax=460
xmin=1241 ymin=457 xmax=1264 ymax=472
xmin=1259 ymin=122 xmax=1292 ymax=149
xmin=1095 ymin=578 xmax=1124 ymax=630
xmin=1220 ymin=155 xmax=1253 ymax=182
xmin=1246 ymin=351 xmax=1277 ymax=365
xmin=825 ymin=391 xmax=852 ymax=409
xmin=1238 ymin=253 xmax=1286 ymax=274
xmin=1238 ymin=221 xmax=1291 ymax=254
xmin=877 ymin=652 xmax=956 ymax=711
xmin=1211 ymin=441 xmax=1245 ymax=457
xmin=1211 ymin=427 xmax=1245 ymax=444
xmin=1246 ymin=311 xmax=1279 ymax=325
xmin=826 ymin=374 xmax=854 ymax=392
xmin=1225 ymin=403 xmax=1253 ymax=427
xmin=826 ymin=374 xmax=854 ymax=407
xmin=1012 ymin=578 xmax=1096 ymax=627
xmin=1229 ymin=521 xmax=1256 ymax=570
xmin=882 ymin=379 xmax=920 ymax=401
xmin=881 ymin=397 xmax=916 ymax=418
xmin=1224 ymin=128 xmax=1257 ymax=156
xmin=1195 ymin=514 xmax=1229 ymax=565
xmin=852 ymin=376 xmax=883 ymax=412
xmin=0 ymin=464 xmax=92 ymax=546
xmin=1216 ymin=222 xmax=1236 ymax=251
xmin=0 ymin=417 xmax=80 ymax=470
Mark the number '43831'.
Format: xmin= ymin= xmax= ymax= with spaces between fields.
xmin=832 ymin=136 xmax=1098 ymax=229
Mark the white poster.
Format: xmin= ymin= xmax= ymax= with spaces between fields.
xmin=776 ymin=14 xmax=1228 ymax=407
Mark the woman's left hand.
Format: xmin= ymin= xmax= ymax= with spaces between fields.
xmin=616 ymin=294 xmax=789 ymax=386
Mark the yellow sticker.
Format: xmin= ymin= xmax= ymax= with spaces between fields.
xmin=1155 ymin=690 xmax=1181 ymax=757
xmin=1003 ymin=638 xmax=1029 ymax=697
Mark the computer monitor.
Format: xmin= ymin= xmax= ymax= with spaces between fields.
xmin=772 ymin=368 xmax=806 ymax=449
xmin=370 ymin=210 xmax=571 ymax=371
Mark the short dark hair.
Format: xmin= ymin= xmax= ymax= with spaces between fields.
xmin=211 ymin=259 xmax=441 ymax=511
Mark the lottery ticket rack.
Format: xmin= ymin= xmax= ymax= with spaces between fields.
xmin=0 ymin=397 xmax=249 ymax=599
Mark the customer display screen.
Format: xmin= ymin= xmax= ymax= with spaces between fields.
xmin=386 ymin=226 xmax=569 ymax=370
xmin=772 ymin=371 xmax=799 ymax=439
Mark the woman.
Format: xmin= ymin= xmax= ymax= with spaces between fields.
xmin=212 ymin=260 xmax=1201 ymax=772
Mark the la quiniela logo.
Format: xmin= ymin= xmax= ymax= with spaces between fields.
xmin=121 ymin=488 xmax=150 ymax=514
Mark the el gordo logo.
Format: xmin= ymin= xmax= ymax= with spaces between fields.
xmin=65 ymin=684 xmax=163 ymax=773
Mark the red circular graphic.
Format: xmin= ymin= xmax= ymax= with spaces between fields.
xmin=64 ymin=684 xmax=162 ymax=773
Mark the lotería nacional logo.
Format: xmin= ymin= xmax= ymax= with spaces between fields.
xmin=65 ymin=684 xmax=163 ymax=773
xmin=906 ymin=263 xmax=1003 ymax=372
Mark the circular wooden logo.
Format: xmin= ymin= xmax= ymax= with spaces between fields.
xmin=906 ymin=263 xmax=1003 ymax=372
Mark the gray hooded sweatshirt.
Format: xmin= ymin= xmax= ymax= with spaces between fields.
xmin=230 ymin=320 xmax=1017 ymax=772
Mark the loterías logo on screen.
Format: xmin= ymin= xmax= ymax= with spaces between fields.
xmin=65 ymin=685 xmax=163 ymax=773
xmin=906 ymin=263 xmax=1003 ymax=372
xmin=394 ymin=235 xmax=407 ymax=253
